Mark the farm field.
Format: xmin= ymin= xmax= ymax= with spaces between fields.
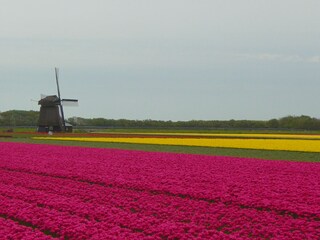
xmin=0 ymin=130 xmax=320 ymax=239
xmin=34 ymin=135 xmax=320 ymax=153
xmin=2 ymin=130 xmax=320 ymax=161
xmin=1 ymin=141 xmax=320 ymax=239
xmin=29 ymin=131 xmax=320 ymax=161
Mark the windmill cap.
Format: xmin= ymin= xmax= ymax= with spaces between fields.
xmin=38 ymin=95 xmax=60 ymax=106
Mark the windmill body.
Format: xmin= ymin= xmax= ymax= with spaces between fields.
xmin=37 ymin=95 xmax=65 ymax=132
xmin=37 ymin=68 xmax=78 ymax=133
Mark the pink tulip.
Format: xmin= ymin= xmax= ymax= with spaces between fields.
xmin=0 ymin=142 xmax=319 ymax=239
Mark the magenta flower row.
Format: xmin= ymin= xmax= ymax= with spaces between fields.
xmin=0 ymin=142 xmax=319 ymax=239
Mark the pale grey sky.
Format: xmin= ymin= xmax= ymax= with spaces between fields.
xmin=1 ymin=0 xmax=319 ymax=120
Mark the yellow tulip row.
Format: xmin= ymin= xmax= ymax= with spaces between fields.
xmin=95 ymin=132 xmax=320 ymax=139
xmin=34 ymin=136 xmax=320 ymax=153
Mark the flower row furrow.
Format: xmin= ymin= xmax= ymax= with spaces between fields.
xmin=1 ymin=152 xmax=319 ymax=219
xmin=0 ymin=194 xmax=151 ymax=239
xmin=0 ymin=216 xmax=52 ymax=240
xmin=0 ymin=174 xmax=236 ymax=239
xmin=1 ymin=142 xmax=319 ymax=239
xmin=10 ymin=158 xmax=320 ymax=219
xmin=0 ymin=170 xmax=319 ymax=239
xmin=0 ymin=185 xmax=236 ymax=239
xmin=2 ymin=166 xmax=318 ymax=222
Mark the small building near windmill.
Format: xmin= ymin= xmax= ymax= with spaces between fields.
xmin=37 ymin=95 xmax=67 ymax=132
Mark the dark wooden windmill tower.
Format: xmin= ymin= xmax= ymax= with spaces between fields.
xmin=37 ymin=68 xmax=78 ymax=133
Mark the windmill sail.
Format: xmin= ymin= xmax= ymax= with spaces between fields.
xmin=55 ymin=68 xmax=61 ymax=99
xmin=40 ymin=94 xmax=47 ymax=99
xmin=55 ymin=67 xmax=66 ymax=130
xmin=61 ymin=99 xmax=79 ymax=107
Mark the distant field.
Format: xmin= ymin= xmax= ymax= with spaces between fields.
xmin=1 ymin=130 xmax=320 ymax=162
xmin=1 ymin=130 xmax=319 ymax=239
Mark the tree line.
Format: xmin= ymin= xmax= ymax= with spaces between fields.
xmin=1 ymin=110 xmax=320 ymax=131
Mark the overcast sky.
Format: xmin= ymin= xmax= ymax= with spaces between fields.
xmin=1 ymin=0 xmax=319 ymax=120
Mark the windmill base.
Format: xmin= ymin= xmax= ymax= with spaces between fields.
xmin=37 ymin=125 xmax=73 ymax=133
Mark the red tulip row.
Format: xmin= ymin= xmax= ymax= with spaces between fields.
xmin=0 ymin=170 xmax=236 ymax=239
xmin=0 ymin=142 xmax=319 ymax=239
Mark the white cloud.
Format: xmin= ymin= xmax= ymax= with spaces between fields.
xmin=237 ymin=53 xmax=320 ymax=64
xmin=308 ymin=56 xmax=320 ymax=63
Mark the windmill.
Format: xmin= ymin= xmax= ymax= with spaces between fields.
xmin=37 ymin=68 xmax=78 ymax=133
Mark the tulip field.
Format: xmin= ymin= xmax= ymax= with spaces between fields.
xmin=35 ymin=135 xmax=320 ymax=152
xmin=1 ymin=133 xmax=320 ymax=239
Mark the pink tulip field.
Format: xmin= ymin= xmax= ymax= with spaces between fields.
xmin=0 ymin=142 xmax=319 ymax=239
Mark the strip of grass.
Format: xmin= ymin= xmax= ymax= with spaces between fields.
xmin=2 ymin=137 xmax=319 ymax=162
xmin=0 ymin=127 xmax=36 ymax=132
